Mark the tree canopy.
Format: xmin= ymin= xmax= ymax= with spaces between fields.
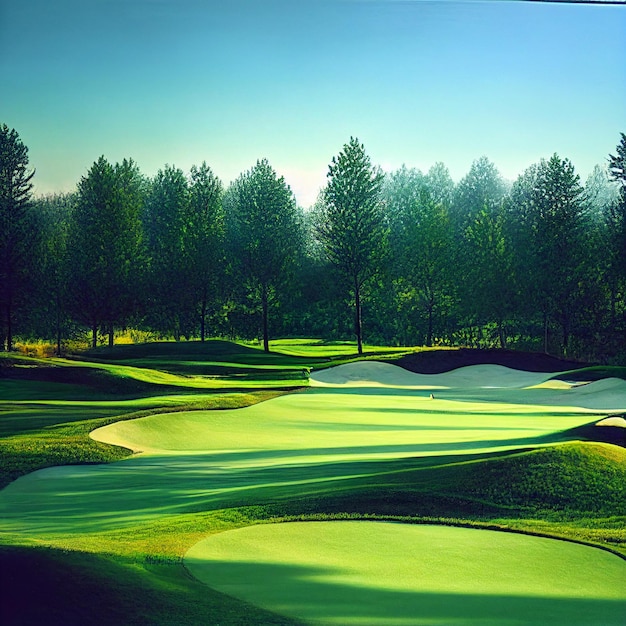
xmin=3 ymin=123 xmax=626 ymax=361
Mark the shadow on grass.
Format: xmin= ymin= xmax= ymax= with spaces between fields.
xmin=0 ymin=545 xmax=296 ymax=626
xmin=0 ymin=438 xmax=598 ymax=535
xmin=185 ymin=558 xmax=626 ymax=626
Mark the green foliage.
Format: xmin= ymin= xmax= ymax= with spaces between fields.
xmin=144 ymin=165 xmax=191 ymax=338
xmin=316 ymin=137 xmax=387 ymax=353
xmin=462 ymin=205 xmax=517 ymax=347
xmin=506 ymin=154 xmax=589 ymax=354
xmin=0 ymin=124 xmax=36 ymax=351
xmin=384 ymin=171 xmax=456 ymax=346
xmin=66 ymin=157 xmax=146 ymax=348
xmin=451 ymin=156 xmax=506 ymax=234
xmin=7 ymin=130 xmax=626 ymax=363
xmin=225 ymin=159 xmax=302 ymax=351
xmin=187 ymin=162 xmax=225 ymax=341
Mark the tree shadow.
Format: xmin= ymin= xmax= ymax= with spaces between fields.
xmin=185 ymin=557 xmax=626 ymax=626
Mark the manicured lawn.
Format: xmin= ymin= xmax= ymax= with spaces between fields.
xmin=186 ymin=521 xmax=626 ymax=625
xmin=1 ymin=343 xmax=625 ymax=625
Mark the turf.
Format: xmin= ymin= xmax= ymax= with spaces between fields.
xmin=1 ymin=341 xmax=626 ymax=625
xmin=185 ymin=521 xmax=626 ymax=626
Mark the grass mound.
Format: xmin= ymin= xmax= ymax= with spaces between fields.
xmin=428 ymin=442 xmax=626 ymax=516
xmin=0 ymin=359 xmax=181 ymax=400
xmin=283 ymin=442 xmax=626 ymax=525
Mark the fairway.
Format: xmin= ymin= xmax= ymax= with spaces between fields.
xmin=0 ymin=364 xmax=610 ymax=536
xmin=185 ymin=521 xmax=626 ymax=625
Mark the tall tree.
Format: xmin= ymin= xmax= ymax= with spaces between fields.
xmin=0 ymin=124 xmax=35 ymax=351
xmin=383 ymin=167 xmax=455 ymax=346
xmin=463 ymin=205 xmax=516 ymax=348
xmin=316 ymin=138 xmax=386 ymax=354
xmin=31 ymin=193 xmax=75 ymax=355
xmin=508 ymin=155 xmax=587 ymax=354
xmin=187 ymin=162 xmax=224 ymax=342
xmin=452 ymin=156 xmax=506 ymax=234
xmin=143 ymin=165 xmax=190 ymax=339
xmin=608 ymin=134 xmax=626 ymax=284
xmin=226 ymin=159 xmax=301 ymax=352
xmin=425 ymin=162 xmax=455 ymax=210
xmin=601 ymin=133 xmax=626 ymax=347
xmin=67 ymin=157 xmax=145 ymax=348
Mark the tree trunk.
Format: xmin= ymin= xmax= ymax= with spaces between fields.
xmin=354 ymin=278 xmax=363 ymax=355
xmin=6 ymin=299 xmax=12 ymax=352
xmin=426 ymin=297 xmax=434 ymax=348
xmin=543 ymin=311 xmax=549 ymax=354
xmin=561 ymin=318 xmax=570 ymax=358
xmin=108 ymin=323 xmax=114 ymax=349
xmin=498 ymin=321 xmax=507 ymax=349
xmin=262 ymin=283 xmax=269 ymax=353
xmin=56 ymin=301 xmax=62 ymax=357
xmin=92 ymin=322 xmax=98 ymax=349
xmin=200 ymin=293 xmax=207 ymax=343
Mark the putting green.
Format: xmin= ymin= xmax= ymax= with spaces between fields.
xmin=185 ymin=521 xmax=626 ymax=625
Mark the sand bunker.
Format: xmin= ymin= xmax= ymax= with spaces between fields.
xmin=596 ymin=416 xmax=626 ymax=428
xmin=561 ymin=378 xmax=626 ymax=411
xmin=310 ymin=361 xmax=557 ymax=389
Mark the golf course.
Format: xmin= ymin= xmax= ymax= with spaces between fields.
xmin=1 ymin=340 xmax=625 ymax=625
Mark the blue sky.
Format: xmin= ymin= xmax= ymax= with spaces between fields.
xmin=1 ymin=0 xmax=624 ymax=207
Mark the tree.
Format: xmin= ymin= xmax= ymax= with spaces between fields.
xmin=316 ymin=138 xmax=386 ymax=354
xmin=143 ymin=165 xmax=190 ymax=339
xmin=507 ymin=155 xmax=587 ymax=355
xmin=187 ymin=163 xmax=224 ymax=342
xmin=607 ymin=134 xmax=626 ymax=285
xmin=463 ymin=205 xmax=516 ymax=348
xmin=67 ymin=157 xmax=145 ymax=348
xmin=0 ymin=124 xmax=35 ymax=351
xmin=31 ymin=193 xmax=75 ymax=355
xmin=383 ymin=167 xmax=455 ymax=346
xmin=425 ymin=162 xmax=455 ymax=210
xmin=452 ymin=156 xmax=507 ymax=234
xmin=225 ymin=159 xmax=301 ymax=352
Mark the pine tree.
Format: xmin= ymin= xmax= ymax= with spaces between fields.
xmin=316 ymin=138 xmax=386 ymax=354
xmin=0 ymin=124 xmax=35 ymax=351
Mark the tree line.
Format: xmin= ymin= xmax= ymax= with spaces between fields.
xmin=1 ymin=123 xmax=625 ymax=360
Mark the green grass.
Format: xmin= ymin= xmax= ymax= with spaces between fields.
xmin=553 ymin=365 xmax=626 ymax=382
xmin=1 ymin=340 xmax=625 ymax=625
xmin=186 ymin=521 xmax=626 ymax=626
xmin=0 ymin=544 xmax=297 ymax=626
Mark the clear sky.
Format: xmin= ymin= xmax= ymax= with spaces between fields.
xmin=1 ymin=0 xmax=625 ymax=207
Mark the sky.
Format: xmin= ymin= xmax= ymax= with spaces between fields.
xmin=1 ymin=0 xmax=625 ymax=207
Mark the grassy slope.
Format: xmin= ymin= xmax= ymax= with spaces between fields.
xmin=1 ymin=340 xmax=625 ymax=625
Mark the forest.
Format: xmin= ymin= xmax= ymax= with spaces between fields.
xmin=1 ymin=124 xmax=625 ymax=361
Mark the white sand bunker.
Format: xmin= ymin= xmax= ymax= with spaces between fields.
xmin=310 ymin=361 xmax=556 ymax=390
xmin=596 ymin=415 xmax=626 ymax=428
xmin=563 ymin=378 xmax=626 ymax=411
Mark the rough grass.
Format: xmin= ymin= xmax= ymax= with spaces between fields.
xmin=1 ymin=341 xmax=625 ymax=625
xmin=0 ymin=389 xmax=289 ymax=489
